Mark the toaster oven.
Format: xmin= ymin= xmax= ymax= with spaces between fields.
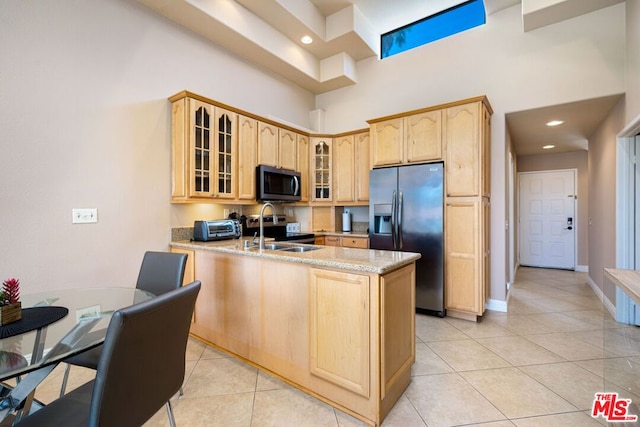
xmin=193 ymin=219 xmax=241 ymax=241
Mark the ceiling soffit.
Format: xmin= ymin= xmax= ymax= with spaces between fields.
xmin=138 ymin=0 xmax=378 ymax=93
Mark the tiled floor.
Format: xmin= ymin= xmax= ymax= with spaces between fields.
xmin=33 ymin=267 xmax=640 ymax=426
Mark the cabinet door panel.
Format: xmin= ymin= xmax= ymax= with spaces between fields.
xmin=238 ymin=115 xmax=257 ymax=200
xmin=258 ymin=122 xmax=278 ymax=167
xmin=310 ymin=269 xmax=370 ymax=397
xmin=371 ymin=119 xmax=403 ymax=167
xmin=445 ymin=103 xmax=480 ymax=197
xmin=406 ymin=110 xmax=442 ymax=163
xmin=297 ymin=134 xmax=310 ymax=202
xmin=189 ymin=99 xmax=214 ymax=197
xmin=355 ymin=132 xmax=370 ymax=202
xmin=445 ymin=200 xmax=481 ymax=314
xmin=334 ymin=135 xmax=355 ymax=203
xmin=381 ymin=264 xmax=415 ymax=398
xmin=279 ymin=129 xmax=297 ymax=170
xmin=215 ymin=108 xmax=237 ymax=199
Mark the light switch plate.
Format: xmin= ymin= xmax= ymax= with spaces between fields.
xmin=72 ymin=208 xmax=98 ymax=224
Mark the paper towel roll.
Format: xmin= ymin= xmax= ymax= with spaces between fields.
xmin=342 ymin=212 xmax=351 ymax=232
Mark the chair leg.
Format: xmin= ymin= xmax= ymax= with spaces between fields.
xmin=59 ymin=364 xmax=71 ymax=398
xmin=165 ymin=401 xmax=176 ymax=427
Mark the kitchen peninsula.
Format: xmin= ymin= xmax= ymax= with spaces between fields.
xmin=170 ymin=238 xmax=420 ymax=426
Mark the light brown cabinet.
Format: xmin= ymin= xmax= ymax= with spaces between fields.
xmin=444 ymin=102 xmax=490 ymax=197
xmin=333 ymin=135 xmax=355 ymax=203
xmin=278 ymin=128 xmax=297 ymax=171
xmin=257 ymin=123 xmax=297 ymax=171
xmin=442 ymin=98 xmax=492 ymax=321
xmin=333 ymin=131 xmax=370 ymax=204
xmin=187 ymin=248 xmax=415 ymax=425
xmin=237 ymin=115 xmax=258 ymax=200
xmin=355 ymin=131 xmax=370 ymax=202
xmin=311 ymin=138 xmax=332 ymax=202
xmin=370 ymin=110 xmax=442 ymax=168
xmin=170 ymin=96 xmax=237 ymax=201
xmin=297 ymin=134 xmax=310 ymax=202
xmin=341 ymin=236 xmax=369 ymax=248
xmin=310 ymin=268 xmax=371 ymax=397
xmin=319 ymin=235 xmax=369 ymax=248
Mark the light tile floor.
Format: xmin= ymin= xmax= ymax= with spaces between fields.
xmin=32 ymin=267 xmax=640 ymax=426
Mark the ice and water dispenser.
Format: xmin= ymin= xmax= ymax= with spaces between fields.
xmin=372 ymin=204 xmax=393 ymax=234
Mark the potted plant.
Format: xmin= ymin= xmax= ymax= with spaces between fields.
xmin=0 ymin=278 xmax=21 ymax=325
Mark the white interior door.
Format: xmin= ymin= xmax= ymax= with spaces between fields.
xmin=519 ymin=170 xmax=576 ymax=270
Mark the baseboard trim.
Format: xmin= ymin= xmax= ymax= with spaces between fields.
xmin=576 ymin=265 xmax=589 ymax=273
xmin=587 ymin=275 xmax=616 ymax=318
xmin=486 ymin=298 xmax=508 ymax=313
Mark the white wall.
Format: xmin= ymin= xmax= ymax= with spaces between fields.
xmin=0 ymin=0 xmax=314 ymax=292
xmin=626 ymin=0 xmax=640 ymax=121
xmin=316 ymin=4 xmax=626 ymax=303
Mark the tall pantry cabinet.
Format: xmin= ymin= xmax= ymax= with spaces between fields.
xmin=444 ymin=100 xmax=491 ymax=321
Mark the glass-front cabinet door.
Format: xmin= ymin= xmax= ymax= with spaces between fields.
xmin=311 ymin=138 xmax=332 ymax=201
xmin=190 ymin=100 xmax=213 ymax=197
xmin=188 ymin=100 xmax=236 ymax=199
xmin=215 ymin=107 xmax=236 ymax=199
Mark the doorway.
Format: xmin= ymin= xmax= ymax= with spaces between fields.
xmin=519 ymin=169 xmax=577 ymax=270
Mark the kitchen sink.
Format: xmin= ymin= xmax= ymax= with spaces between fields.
xmin=277 ymin=246 xmax=321 ymax=253
xmin=245 ymin=242 xmax=320 ymax=252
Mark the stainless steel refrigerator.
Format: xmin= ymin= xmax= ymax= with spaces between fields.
xmin=369 ymin=162 xmax=444 ymax=316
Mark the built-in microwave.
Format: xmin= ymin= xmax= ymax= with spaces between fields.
xmin=256 ymin=165 xmax=301 ymax=202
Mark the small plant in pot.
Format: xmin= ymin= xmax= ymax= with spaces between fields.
xmin=0 ymin=278 xmax=21 ymax=325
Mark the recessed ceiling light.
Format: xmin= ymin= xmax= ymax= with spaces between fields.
xmin=543 ymin=145 xmax=555 ymax=149
xmin=546 ymin=120 xmax=564 ymax=127
xmin=301 ymin=35 xmax=313 ymax=45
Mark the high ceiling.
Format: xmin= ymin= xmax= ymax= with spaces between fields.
xmin=138 ymin=0 xmax=625 ymax=156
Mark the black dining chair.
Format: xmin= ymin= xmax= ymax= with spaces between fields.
xmin=15 ymin=280 xmax=201 ymax=427
xmin=59 ymin=251 xmax=188 ymax=396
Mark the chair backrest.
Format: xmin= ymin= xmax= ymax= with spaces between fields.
xmin=136 ymin=251 xmax=188 ymax=296
xmin=89 ymin=280 xmax=201 ymax=427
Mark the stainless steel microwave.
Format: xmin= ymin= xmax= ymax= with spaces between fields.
xmin=256 ymin=165 xmax=301 ymax=202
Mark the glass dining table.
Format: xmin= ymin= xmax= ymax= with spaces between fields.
xmin=0 ymin=287 xmax=154 ymax=422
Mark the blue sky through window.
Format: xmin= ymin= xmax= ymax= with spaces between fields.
xmin=381 ymin=0 xmax=486 ymax=59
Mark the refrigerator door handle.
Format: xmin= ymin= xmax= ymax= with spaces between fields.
xmin=398 ymin=191 xmax=403 ymax=249
xmin=391 ymin=190 xmax=397 ymax=248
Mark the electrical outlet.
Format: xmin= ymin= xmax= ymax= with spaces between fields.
xmin=72 ymin=208 xmax=98 ymax=224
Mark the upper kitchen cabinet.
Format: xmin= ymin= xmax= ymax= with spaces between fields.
xmin=170 ymin=94 xmax=237 ymax=202
xmin=369 ymin=110 xmax=442 ymax=168
xmin=333 ymin=130 xmax=370 ymax=204
xmin=278 ymin=128 xmax=297 ymax=171
xmin=333 ymin=135 xmax=355 ymax=203
xmin=355 ymin=131 xmax=370 ymax=202
xmin=297 ymin=134 xmax=309 ymax=202
xmin=444 ymin=100 xmax=492 ymax=198
xmin=257 ymin=123 xmax=297 ymax=171
xmin=237 ymin=114 xmax=258 ymax=200
xmin=311 ymin=137 xmax=332 ymax=202
xmin=370 ymin=118 xmax=402 ymax=167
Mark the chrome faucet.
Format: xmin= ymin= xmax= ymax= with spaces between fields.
xmin=259 ymin=202 xmax=278 ymax=249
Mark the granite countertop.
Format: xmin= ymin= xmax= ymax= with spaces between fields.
xmin=604 ymin=268 xmax=640 ymax=305
xmin=170 ymin=237 xmax=419 ymax=274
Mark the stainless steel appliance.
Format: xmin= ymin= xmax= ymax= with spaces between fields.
xmin=244 ymin=215 xmax=315 ymax=243
xmin=193 ymin=219 xmax=241 ymax=241
xmin=369 ymin=162 xmax=444 ymax=316
xmin=256 ymin=165 xmax=301 ymax=202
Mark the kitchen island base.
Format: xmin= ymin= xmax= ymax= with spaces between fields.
xmin=182 ymin=247 xmax=416 ymax=426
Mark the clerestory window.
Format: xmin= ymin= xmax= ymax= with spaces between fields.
xmin=381 ymin=0 xmax=486 ymax=59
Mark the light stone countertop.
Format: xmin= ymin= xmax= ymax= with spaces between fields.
xmin=170 ymin=237 xmax=420 ymax=274
xmin=315 ymin=231 xmax=369 ymax=238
